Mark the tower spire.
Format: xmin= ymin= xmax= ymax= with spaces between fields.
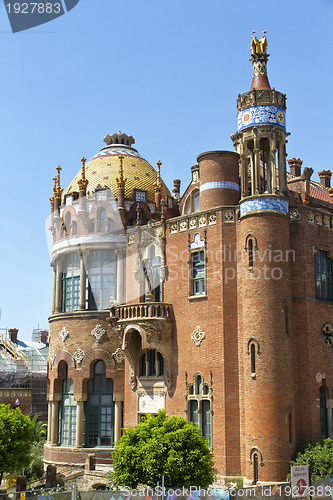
xmin=250 ymin=30 xmax=270 ymax=90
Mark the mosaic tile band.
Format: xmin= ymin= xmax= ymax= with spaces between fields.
xmin=238 ymin=105 xmax=286 ymax=131
xmin=200 ymin=181 xmax=240 ymax=192
xmin=240 ymin=197 xmax=289 ymax=216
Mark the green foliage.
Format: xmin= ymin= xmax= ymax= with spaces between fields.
xmin=112 ymin=410 xmax=216 ymax=488
xmin=0 ymin=405 xmax=34 ymax=481
xmin=290 ymin=438 xmax=333 ymax=480
xmin=24 ymin=441 xmax=45 ymax=481
xmin=31 ymin=413 xmax=47 ymax=443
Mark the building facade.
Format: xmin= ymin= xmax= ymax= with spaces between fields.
xmin=45 ymin=37 xmax=333 ymax=484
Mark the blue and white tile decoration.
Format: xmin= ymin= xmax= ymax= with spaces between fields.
xmin=240 ymin=197 xmax=289 ymax=216
xmin=92 ymin=147 xmax=144 ymax=160
xmin=200 ymin=181 xmax=240 ymax=192
xmin=238 ymin=105 xmax=286 ymax=131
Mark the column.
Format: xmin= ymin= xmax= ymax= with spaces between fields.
xmin=270 ymin=137 xmax=277 ymax=194
xmin=116 ymin=248 xmax=125 ymax=304
xmin=50 ymin=400 xmax=59 ymax=445
xmin=51 ymin=264 xmax=56 ymax=315
xmin=243 ymin=141 xmax=249 ymax=197
xmin=250 ymin=150 xmax=255 ymax=195
xmin=266 ymin=140 xmax=272 ymax=193
xmin=254 ymin=137 xmax=260 ymax=195
xmin=75 ymin=400 xmax=84 ymax=448
xmin=47 ymin=401 xmax=52 ymax=443
xmin=79 ymin=254 xmax=86 ymax=311
xmin=54 ymin=258 xmax=63 ymax=313
xmin=278 ymin=140 xmax=288 ymax=195
xmin=113 ymin=394 xmax=124 ymax=444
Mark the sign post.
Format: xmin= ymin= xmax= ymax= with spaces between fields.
xmin=291 ymin=465 xmax=310 ymax=498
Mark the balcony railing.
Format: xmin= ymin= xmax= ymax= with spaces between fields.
xmin=117 ymin=303 xmax=173 ymax=321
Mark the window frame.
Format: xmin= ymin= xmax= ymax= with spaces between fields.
xmin=315 ymin=250 xmax=333 ymax=301
xmin=190 ymin=249 xmax=206 ymax=297
xmin=59 ymin=374 xmax=77 ymax=446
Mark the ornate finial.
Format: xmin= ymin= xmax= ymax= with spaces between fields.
xmin=55 ymin=166 xmax=63 ymax=198
xmin=155 ymin=160 xmax=162 ymax=191
xmin=250 ymin=31 xmax=268 ymax=55
xmin=78 ymin=156 xmax=89 ymax=192
xmin=116 ymin=154 xmax=127 ymax=190
xmin=52 ymin=175 xmax=57 ymax=197
xmin=249 ymin=31 xmax=270 ymax=90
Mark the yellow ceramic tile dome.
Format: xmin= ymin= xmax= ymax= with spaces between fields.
xmin=63 ymin=131 xmax=171 ymax=202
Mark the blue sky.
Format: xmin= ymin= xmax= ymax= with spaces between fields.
xmin=0 ymin=0 xmax=332 ymax=341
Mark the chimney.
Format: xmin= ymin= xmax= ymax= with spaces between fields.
xmin=8 ymin=328 xmax=18 ymax=343
xmin=288 ymin=157 xmax=303 ymax=177
xmin=318 ymin=170 xmax=332 ymax=189
xmin=172 ymin=179 xmax=181 ymax=200
xmin=39 ymin=330 xmax=48 ymax=344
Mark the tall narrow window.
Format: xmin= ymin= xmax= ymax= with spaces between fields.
xmin=248 ymin=239 xmax=254 ymax=268
xmin=315 ymin=251 xmax=333 ymax=300
xmin=202 ymin=400 xmax=211 ymax=446
xmin=288 ymin=413 xmax=293 ymax=444
xmin=62 ymin=253 xmax=80 ymax=312
xmin=193 ymin=190 xmax=200 ymax=212
xmin=189 ymin=400 xmax=199 ymax=426
xmin=59 ymin=369 xmax=77 ymax=446
xmin=192 ymin=251 xmax=205 ymax=295
xmin=320 ymin=386 xmax=328 ymax=439
xmin=188 ymin=373 xmax=212 ymax=446
xmin=197 ymin=375 xmax=203 ymax=394
xmin=98 ymin=209 xmax=106 ymax=232
xmin=251 ymin=343 xmax=256 ymax=375
xmin=285 ymin=306 xmax=289 ymax=336
xmin=87 ymin=250 xmax=116 ymax=310
xmin=139 ymin=350 xmax=164 ymax=377
xmin=253 ymin=453 xmax=259 ymax=484
xmin=86 ymin=360 xmax=114 ymax=447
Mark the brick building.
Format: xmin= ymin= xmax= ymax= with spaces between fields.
xmin=45 ymin=36 xmax=333 ymax=484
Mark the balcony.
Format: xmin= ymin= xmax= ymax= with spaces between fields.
xmin=117 ymin=302 xmax=173 ymax=321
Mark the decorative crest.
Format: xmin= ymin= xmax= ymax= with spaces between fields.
xmin=116 ymin=154 xmax=127 ymax=189
xmin=78 ymin=156 xmax=89 ymax=192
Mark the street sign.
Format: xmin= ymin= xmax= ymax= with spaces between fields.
xmin=291 ymin=465 xmax=310 ymax=498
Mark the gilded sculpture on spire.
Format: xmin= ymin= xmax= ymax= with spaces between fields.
xmin=251 ymin=30 xmax=268 ymax=55
xmin=78 ymin=156 xmax=89 ymax=192
xmin=155 ymin=160 xmax=162 ymax=192
xmin=116 ymin=155 xmax=127 ymax=190
xmin=55 ymin=166 xmax=63 ymax=198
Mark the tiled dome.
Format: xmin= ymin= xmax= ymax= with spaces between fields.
xmin=63 ymin=131 xmax=171 ymax=202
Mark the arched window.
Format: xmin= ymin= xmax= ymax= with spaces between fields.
xmin=184 ymin=190 xmax=200 ymax=214
xmin=253 ymin=453 xmax=259 ymax=484
xmin=62 ymin=253 xmax=80 ymax=312
xmin=86 ymin=360 xmax=114 ymax=447
xmin=285 ymin=306 xmax=289 ymax=336
xmin=288 ymin=413 xmax=293 ymax=444
xmin=193 ymin=190 xmax=200 ymax=212
xmin=98 ymin=209 xmax=106 ymax=232
xmin=248 ymin=239 xmax=254 ymax=268
xmin=59 ymin=367 xmax=76 ymax=446
xmin=319 ymin=385 xmax=328 ymax=439
xmin=250 ymin=343 xmax=256 ymax=375
xmin=187 ymin=373 xmax=211 ymax=446
xmin=197 ymin=375 xmax=203 ymax=395
xmin=315 ymin=251 xmax=333 ymax=300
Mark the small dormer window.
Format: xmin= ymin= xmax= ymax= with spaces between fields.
xmin=135 ymin=190 xmax=147 ymax=202
xmin=96 ymin=190 xmax=107 ymax=201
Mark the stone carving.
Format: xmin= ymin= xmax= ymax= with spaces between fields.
xmin=112 ymin=347 xmax=125 ymax=363
xmin=223 ymin=209 xmax=234 ymax=222
xmin=157 ymin=226 xmax=163 ymax=237
xmin=311 ymin=242 xmax=317 ymax=253
xmin=191 ymin=326 xmax=205 ymax=347
xmin=59 ymin=327 xmax=69 ymax=342
xmin=170 ymin=222 xmax=178 ymax=234
xmin=290 ymin=208 xmax=301 ymax=220
xmin=189 ymin=218 xmax=197 ymax=229
xmin=73 ymin=348 xmax=85 ymax=365
xmin=307 ymin=211 xmax=314 ymax=224
xmin=315 ymin=214 xmax=322 ymax=226
xmin=128 ymin=233 xmax=135 ymax=244
xmin=302 ymin=167 xmax=314 ymax=180
xmin=322 ymin=323 xmax=333 ymax=348
xmin=179 ymin=220 xmax=188 ymax=232
xmin=91 ymin=325 xmax=106 ymax=343
xmin=208 ymin=213 xmax=217 ymax=225
xmin=198 ymin=215 xmax=207 ymax=227
xmin=49 ymin=350 xmax=56 ymax=365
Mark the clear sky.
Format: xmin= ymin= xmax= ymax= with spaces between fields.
xmin=0 ymin=0 xmax=332 ymax=341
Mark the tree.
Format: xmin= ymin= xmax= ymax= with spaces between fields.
xmin=0 ymin=405 xmax=34 ymax=483
xmin=31 ymin=413 xmax=47 ymax=442
xmin=112 ymin=410 xmax=216 ymax=488
xmin=290 ymin=438 xmax=333 ymax=479
xmin=24 ymin=414 xmax=47 ymax=482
